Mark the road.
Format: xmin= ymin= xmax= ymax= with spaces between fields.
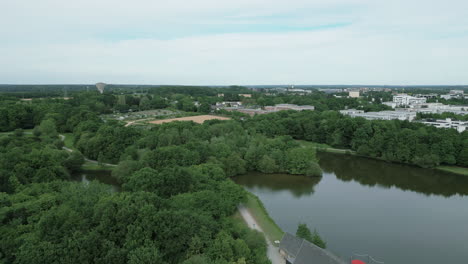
xmin=59 ymin=135 xmax=117 ymax=167
xmin=238 ymin=205 xmax=284 ymax=264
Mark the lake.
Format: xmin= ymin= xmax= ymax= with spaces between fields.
xmin=233 ymin=152 xmax=468 ymax=264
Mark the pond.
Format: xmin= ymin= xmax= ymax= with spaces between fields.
xmin=233 ymin=152 xmax=468 ymax=264
xmin=71 ymin=170 xmax=120 ymax=192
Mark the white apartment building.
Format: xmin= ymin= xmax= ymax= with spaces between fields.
xmin=392 ymin=94 xmax=427 ymax=106
xmin=264 ymin=104 xmax=315 ymax=111
xmin=340 ymin=109 xmax=416 ymax=121
xmin=419 ymin=118 xmax=468 ymax=133
xmin=340 ymin=109 xmax=364 ymax=115
xmin=401 ymin=103 xmax=468 ymax=115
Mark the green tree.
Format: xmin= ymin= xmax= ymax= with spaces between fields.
xmin=296 ymin=223 xmax=313 ymax=242
xmin=39 ymin=119 xmax=58 ymax=138
xmin=63 ymin=151 xmax=85 ymax=173
xmin=258 ymin=155 xmax=280 ymax=173
xmin=128 ymin=246 xmax=166 ymax=264
xmin=312 ymin=229 xmax=327 ymax=249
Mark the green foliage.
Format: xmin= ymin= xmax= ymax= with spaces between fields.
xmin=63 ymin=151 xmax=85 ymax=173
xmin=39 ymin=119 xmax=58 ymax=138
xmin=296 ymin=223 xmax=313 ymax=242
xmin=413 ymin=154 xmax=440 ymax=168
xmin=312 ymin=229 xmax=327 ymax=249
xmin=123 ymin=167 xmax=192 ymax=197
xmin=296 ymin=223 xmax=326 ymax=249
xmin=286 ymin=147 xmax=322 ymax=176
xmin=258 ymin=155 xmax=279 ymax=173
xmin=3 ymin=87 xmax=467 ymax=264
xmin=245 ymin=110 xmax=468 ymax=169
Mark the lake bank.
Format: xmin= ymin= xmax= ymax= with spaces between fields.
xmin=234 ymin=152 xmax=468 ymax=264
xmin=297 ymin=140 xmax=468 ymax=177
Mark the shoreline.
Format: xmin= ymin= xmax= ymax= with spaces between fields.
xmin=298 ymin=140 xmax=468 ymax=177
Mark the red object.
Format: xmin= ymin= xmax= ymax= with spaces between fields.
xmin=351 ymin=260 xmax=366 ymax=264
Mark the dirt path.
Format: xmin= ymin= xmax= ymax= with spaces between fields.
xmin=59 ymin=135 xmax=117 ymax=167
xmin=238 ymin=205 xmax=284 ymax=264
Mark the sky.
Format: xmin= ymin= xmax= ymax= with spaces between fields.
xmin=1 ymin=0 xmax=468 ymax=85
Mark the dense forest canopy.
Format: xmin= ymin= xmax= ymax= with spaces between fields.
xmin=1 ymin=86 xmax=467 ymax=264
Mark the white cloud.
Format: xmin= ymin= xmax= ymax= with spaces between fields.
xmin=1 ymin=0 xmax=467 ymax=84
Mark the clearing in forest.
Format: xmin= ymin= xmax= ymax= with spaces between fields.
xmin=149 ymin=115 xmax=231 ymax=124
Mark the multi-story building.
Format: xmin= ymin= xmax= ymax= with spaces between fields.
xmin=414 ymin=93 xmax=438 ymax=99
xmin=392 ymin=94 xmax=426 ymax=106
xmin=348 ymin=91 xmax=360 ymax=98
xmin=419 ymin=118 xmax=468 ymax=133
xmin=264 ymin=104 xmax=315 ymax=111
xmin=217 ymin=103 xmax=314 ymax=116
xmin=340 ymin=109 xmax=416 ymax=121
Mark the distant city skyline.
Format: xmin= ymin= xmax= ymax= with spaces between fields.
xmin=1 ymin=0 xmax=468 ymax=85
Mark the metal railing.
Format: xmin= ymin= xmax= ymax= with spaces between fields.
xmin=351 ymin=253 xmax=384 ymax=264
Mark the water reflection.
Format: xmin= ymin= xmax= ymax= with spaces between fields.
xmin=71 ymin=170 xmax=120 ymax=192
xmin=233 ymin=172 xmax=321 ymax=197
xmin=318 ymin=152 xmax=468 ymax=197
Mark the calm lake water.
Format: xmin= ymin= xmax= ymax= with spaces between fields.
xmin=71 ymin=170 xmax=120 ymax=192
xmin=233 ymin=152 xmax=468 ymax=264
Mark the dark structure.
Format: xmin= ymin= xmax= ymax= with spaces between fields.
xmin=279 ymin=233 xmax=346 ymax=264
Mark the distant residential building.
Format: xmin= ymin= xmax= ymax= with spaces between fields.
xmin=392 ymin=94 xmax=426 ymax=106
xmin=239 ymin=94 xmax=252 ymax=98
xmin=450 ymin=90 xmax=464 ymax=95
xmin=382 ymin=101 xmax=397 ymax=108
xmin=415 ymin=93 xmax=438 ymax=99
xmin=419 ymin=118 xmax=468 ymax=133
xmin=319 ymin=88 xmax=343 ymax=94
xmin=279 ymin=233 xmax=346 ymax=264
xmin=439 ymin=90 xmax=465 ymax=100
xmin=217 ymin=93 xmax=224 ymax=97
xmin=340 ymin=109 xmax=416 ymax=121
xmin=224 ymin=108 xmax=268 ymax=116
xmin=287 ymin=88 xmax=312 ymax=95
xmin=403 ymin=103 xmax=468 ymax=115
xmin=213 ymin=101 xmax=242 ymax=110
xmin=340 ymin=109 xmax=364 ymax=115
xmin=217 ymin=103 xmax=314 ymax=116
xmin=264 ymin=104 xmax=315 ymax=111
xmin=348 ymin=91 xmax=360 ymax=98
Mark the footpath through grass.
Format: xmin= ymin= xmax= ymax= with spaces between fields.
xmin=82 ymin=161 xmax=114 ymax=171
xmin=437 ymin=166 xmax=468 ymax=176
xmin=296 ymin=140 xmax=355 ymax=154
xmin=62 ymin=133 xmax=76 ymax=150
xmin=243 ymin=192 xmax=284 ymax=243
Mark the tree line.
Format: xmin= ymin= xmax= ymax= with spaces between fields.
xmin=245 ymin=110 xmax=468 ymax=168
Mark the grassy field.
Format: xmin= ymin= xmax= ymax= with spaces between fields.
xmin=243 ymin=192 xmax=284 ymax=243
xmin=296 ymin=140 xmax=355 ymax=154
xmin=437 ymin=166 xmax=468 ymax=176
xmin=62 ymin=133 xmax=76 ymax=150
xmin=82 ymin=161 xmax=114 ymax=171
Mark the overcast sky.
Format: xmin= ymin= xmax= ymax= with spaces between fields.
xmin=1 ymin=0 xmax=468 ymax=85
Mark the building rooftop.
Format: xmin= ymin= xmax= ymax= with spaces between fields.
xmin=280 ymin=233 xmax=346 ymax=264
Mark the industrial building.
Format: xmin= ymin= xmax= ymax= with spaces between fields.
xmin=348 ymin=91 xmax=360 ymax=98
xmin=391 ymin=94 xmax=426 ymax=107
xmin=340 ymin=109 xmax=416 ymax=121
xmin=264 ymin=104 xmax=315 ymax=111
xmin=419 ymin=118 xmax=468 ymax=133
xmin=217 ymin=103 xmax=314 ymax=116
